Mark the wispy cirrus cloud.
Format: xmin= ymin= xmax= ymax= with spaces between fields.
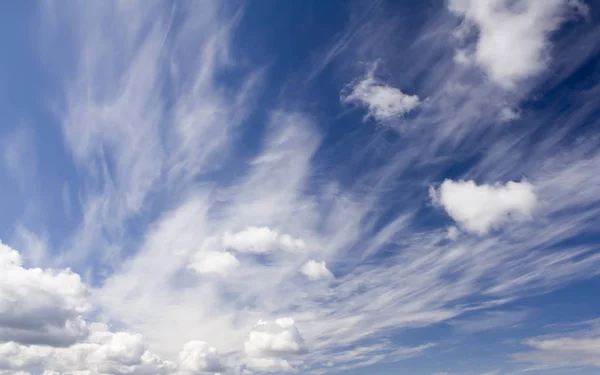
xmin=0 ymin=0 xmax=599 ymax=374
xmin=514 ymin=320 xmax=600 ymax=369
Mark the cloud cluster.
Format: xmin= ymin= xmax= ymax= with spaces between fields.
xmin=244 ymin=318 xmax=307 ymax=372
xmin=0 ymin=242 xmax=89 ymax=347
xmin=188 ymin=227 xmax=307 ymax=277
xmin=430 ymin=180 xmax=538 ymax=234
xmin=0 ymin=244 xmax=234 ymax=375
xmin=448 ymin=0 xmax=588 ymax=87
xmin=0 ymin=324 xmax=175 ymax=375
xmin=179 ymin=341 xmax=224 ymax=374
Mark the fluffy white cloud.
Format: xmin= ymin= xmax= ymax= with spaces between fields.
xmin=223 ymin=227 xmax=306 ymax=253
xmin=188 ymin=250 xmax=239 ymax=277
xmin=300 ymin=260 xmax=334 ymax=281
xmin=342 ymin=65 xmax=420 ymax=122
xmin=448 ymin=0 xmax=587 ymax=87
xmin=0 ymin=324 xmax=176 ymax=375
xmin=244 ymin=318 xmax=306 ymax=373
xmin=430 ymin=180 xmax=537 ymax=234
xmin=178 ymin=341 xmax=223 ymax=374
xmin=0 ymin=242 xmax=90 ymax=347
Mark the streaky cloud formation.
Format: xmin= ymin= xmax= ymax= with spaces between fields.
xmin=0 ymin=0 xmax=598 ymax=374
xmin=514 ymin=320 xmax=600 ymax=369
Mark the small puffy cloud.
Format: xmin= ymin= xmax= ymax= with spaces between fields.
xmin=178 ymin=341 xmax=224 ymax=374
xmin=244 ymin=318 xmax=306 ymax=373
xmin=448 ymin=0 xmax=587 ymax=87
xmin=188 ymin=250 xmax=240 ymax=277
xmin=223 ymin=227 xmax=306 ymax=253
xmin=0 ymin=242 xmax=90 ymax=347
xmin=300 ymin=260 xmax=334 ymax=281
xmin=497 ymin=107 xmax=520 ymax=122
xmin=446 ymin=226 xmax=460 ymax=241
xmin=430 ymin=180 xmax=537 ymax=234
xmin=342 ymin=64 xmax=420 ymax=122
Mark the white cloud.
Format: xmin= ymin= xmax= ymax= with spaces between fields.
xmin=31 ymin=1 xmax=600 ymax=374
xmin=430 ymin=180 xmax=537 ymax=234
xmin=246 ymin=357 xmax=296 ymax=373
xmin=497 ymin=107 xmax=520 ymax=122
xmin=301 ymin=260 xmax=334 ymax=281
xmin=448 ymin=0 xmax=586 ymax=87
xmin=245 ymin=318 xmax=306 ymax=358
xmin=188 ymin=250 xmax=239 ymax=277
xmin=449 ymin=309 xmax=530 ymax=333
xmin=223 ymin=227 xmax=306 ymax=253
xmin=0 ymin=242 xmax=90 ymax=347
xmin=515 ymin=336 xmax=600 ymax=368
xmin=0 ymin=323 xmax=177 ymax=375
xmin=446 ymin=226 xmax=460 ymax=241
xmin=244 ymin=318 xmax=306 ymax=373
xmin=342 ymin=64 xmax=420 ymax=122
xmin=178 ymin=341 xmax=224 ymax=374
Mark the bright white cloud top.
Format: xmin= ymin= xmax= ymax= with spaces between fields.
xmin=223 ymin=227 xmax=306 ymax=253
xmin=301 ymin=260 xmax=334 ymax=281
xmin=431 ymin=180 xmax=538 ymax=234
xmin=448 ymin=0 xmax=589 ymax=87
xmin=0 ymin=0 xmax=599 ymax=375
xmin=0 ymin=242 xmax=89 ymax=347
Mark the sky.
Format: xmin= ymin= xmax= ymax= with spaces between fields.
xmin=1 ymin=0 xmax=600 ymax=375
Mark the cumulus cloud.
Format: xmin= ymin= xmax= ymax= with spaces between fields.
xmin=246 ymin=357 xmax=296 ymax=373
xmin=178 ymin=341 xmax=224 ymax=374
xmin=0 ymin=242 xmax=89 ymax=347
xmin=300 ymin=260 xmax=334 ymax=281
xmin=448 ymin=0 xmax=587 ymax=87
xmin=188 ymin=250 xmax=240 ymax=277
xmin=223 ymin=227 xmax=306 ymax=253
xmin=430 ymin=180 xmax=537 ymax=234
xmin=342 ymin=64 xmax=420 ymax=122
xmin=244 ymin=318 xmax=306 ymax=373
xmin=0 ymin=323 xmax=176 ymax=375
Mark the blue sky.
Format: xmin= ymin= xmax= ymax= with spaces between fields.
xmin=1 ymin=1 xmax=600 ymax=374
